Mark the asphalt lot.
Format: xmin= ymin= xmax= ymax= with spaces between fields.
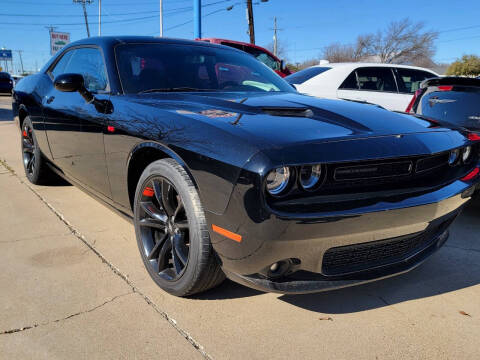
xmin=0 ymin=94 xmax=479 ymax=359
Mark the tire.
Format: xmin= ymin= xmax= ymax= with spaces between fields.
xmin=133 ymin=158 xmax=225 ymax=296
xmin=21 ymin=117 xmax=54 ymax=185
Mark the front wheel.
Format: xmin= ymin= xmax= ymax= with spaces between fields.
xmin=133 ymin=158 xmax=225 ymax=296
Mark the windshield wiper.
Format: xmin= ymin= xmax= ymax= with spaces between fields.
xmin=138 ymin=87 xmax=216 ymax=94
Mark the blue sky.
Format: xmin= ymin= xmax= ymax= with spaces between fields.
xmin=1 ymin=0 xmax=480 ymax=73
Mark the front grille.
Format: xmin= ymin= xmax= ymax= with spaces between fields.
xmin=334 ymin=161 xmax=413 ymax=181
xmin=322 ymin=216 xmax=455 ymax=276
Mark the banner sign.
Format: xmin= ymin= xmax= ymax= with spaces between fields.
xmin=50 ymin=32 xmax=70 ymax=55
xmin=0 ymin=49 xmax=12 ymax=60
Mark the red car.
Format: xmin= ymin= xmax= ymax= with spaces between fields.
xmin=197 ymin=38 xmax=291 ymax=77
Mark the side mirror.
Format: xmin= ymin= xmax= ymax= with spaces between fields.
xmin=54 ymin=73 xmax=85 ymax=93
xmin=280 ymin=59 xmax=286 ymax=71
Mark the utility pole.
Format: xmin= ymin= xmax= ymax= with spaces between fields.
xmin=273 ymin=17 xmax=278 ymax=56
xmin=159 ymin=0 xmax=163 ymax=37
xmin=15 ymin=50 xmax=24 ymax=74
xmin=194 ymin=0 xmax=201 ymax=39
xmin=98 ymin=0 xmax=101 ymax=36
xmin=73 ymin=0 xmax=92 ymax=38
xmin=246 ymin=0 xmax=255 ymax=44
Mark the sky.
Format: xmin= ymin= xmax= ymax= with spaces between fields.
xmin=1 ymin=0 xmax=480 ymax=73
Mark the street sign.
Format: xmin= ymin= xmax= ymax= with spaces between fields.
xmin=0 ymin=50 xmax=12 ymax=60
xmin=50 ymin=31 xmax=70 ymax=55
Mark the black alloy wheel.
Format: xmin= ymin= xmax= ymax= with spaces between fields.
xmin=21 ymin=117 xmax=53 ymax=185
xmin=22 ymin=121 xmax=36 ymax=177
xmin=138 ymin=176 xmax=190 ymax=281
xmin=134 ymin=159 xmax=225 ymax=296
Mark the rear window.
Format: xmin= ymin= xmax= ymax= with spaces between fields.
xmin=396 ymin=69 xmax=436 ymax=94
xmin=285 ymin=67 xmax=331 ymax=84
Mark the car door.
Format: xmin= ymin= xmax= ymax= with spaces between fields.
xmin=43 ymin=46 xmax=112 ymax=197
xmin=337 ymin=67 xmax=401 ymax=110
xmin=394 ymin=68 xmax=438 ymax=112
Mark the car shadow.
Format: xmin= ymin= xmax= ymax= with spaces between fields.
xmin=199 ymin=200 xmax=480 ymax=310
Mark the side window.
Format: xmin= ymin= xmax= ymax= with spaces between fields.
xmin=396 ymin=69 xmax=436 ymax=94
xmin=355 ymin=67 xmax=397 ymax=92
xmin=49 ymin=50 xmax=74 ymax=80
xmin=64 ymin=48 xmax=109 ymax=92
xmin=339 ymin=71 xmax=358 ymax=89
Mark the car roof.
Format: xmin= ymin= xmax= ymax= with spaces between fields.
xmin=309 ymin=62 xmax=439 ymax=73
xmin=198 ymin=38 xmax=280 ymax=60
xmin=66 ymin=36 xmax=233 ymax=50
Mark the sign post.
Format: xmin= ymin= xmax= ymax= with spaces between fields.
xmin=0 ymin=49 xmax=12 ymax=73
xmin=50 ymin=31 xmax=70 ymax=56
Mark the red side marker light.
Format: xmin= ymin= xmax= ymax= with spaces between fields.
xmin=467 ymin=133 xmax=480 ymax=141
xmin=22 ymin=130 xmax=27 ymax=137
xmin=143 ymin=187 xmax=155 ymax=197
xmin=107 ymin=126 xmax=115 ymax=133
xmin=438 ymin=85 xmax=453 ymax=91
xmin=212 ymin=224 xmax=242 ymax=243
xmin=461 ymin=167 xmax=480 ymax=181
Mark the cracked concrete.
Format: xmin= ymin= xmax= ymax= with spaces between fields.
xmin=1 ymin=95 xmax=480 ymax=359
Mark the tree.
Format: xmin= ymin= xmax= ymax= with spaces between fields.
xmin=321 ymin=18 xmax=438 ymax=65
xmin=265 ymin=41 xmax=288 ymax=60
xmin=446 ymin=55 xmax=480 ymax=76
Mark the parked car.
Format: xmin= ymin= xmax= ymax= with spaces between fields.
xmin=0 ymin=71 xmax=13 ymax=94
xmin=12 ymin=37 xmax=480 ymax=296
xmin=407 ymin=77 xmax=480 ymax=132
xmin=197 ymin=38 xmax=291 ymax=77
xmin=286 ymin=63 xmax=438 ymax=111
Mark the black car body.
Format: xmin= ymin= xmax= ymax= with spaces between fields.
xmin=11 ymin=37 xmax=480 ymax=295
xmin=0 ymin=72 xmax=13 ymax=94
xmin=407 ymin=77 xmax=480 ymax=132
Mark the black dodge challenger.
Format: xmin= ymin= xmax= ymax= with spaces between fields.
xmin=12 ymin=37 xmax=480 ymax=296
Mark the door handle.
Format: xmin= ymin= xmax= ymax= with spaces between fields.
xmin=46 ymin=96 xmax=55 ymax=104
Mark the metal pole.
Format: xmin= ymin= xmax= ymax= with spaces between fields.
xmin=273 ymin=17 xmax=277 ymax=56
xmin=246 ymin=0 xmax=255 ymax=44
xmin=82 ymin=2 xmax=91 ymax=37
xmin=194 ymin=0 xmax=201 ymax=39
xmin=160 ymin=0 xmax=163 ymax=37
xmin=16 ymin=50 xmax=24 ymax=74
xmin=98 ymin=0 xmax=101 ymax=36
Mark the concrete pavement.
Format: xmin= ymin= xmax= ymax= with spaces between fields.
xmin=1 ymin=95 xmax=479 ymax=359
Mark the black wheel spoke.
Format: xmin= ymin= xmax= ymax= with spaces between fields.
xmin=147 ymin=233 xmax=168 ymax=260
xmin=140 ymin=201 xmax=167 ymax=223
xmin=173 ymin=199 xmax=184 ymax=218
xmin=157 ymin=239 xmax=171 ymax=273
xmin=175 ymin=219 xmax=189 ymax=230
xmin=172 ymin=234 xmax=188 ymax=265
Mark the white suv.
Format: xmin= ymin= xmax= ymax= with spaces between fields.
xmin=286 ymin=63 xmax=438 ymax=112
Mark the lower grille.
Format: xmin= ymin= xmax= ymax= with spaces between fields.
xmin=322 ymin=217 xmax=455 ymax=276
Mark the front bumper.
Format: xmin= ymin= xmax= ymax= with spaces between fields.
xmin=207 ymin=175 xmax=476 ymax=294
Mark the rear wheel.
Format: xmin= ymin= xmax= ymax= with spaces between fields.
xmin=133 ymin=158 xmax=224 ymax=296
xmin=21 ymin=117 xmax=54 ymax=184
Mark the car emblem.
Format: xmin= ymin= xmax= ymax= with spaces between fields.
xmin=428 ymin=97 xmax=457 ymax=106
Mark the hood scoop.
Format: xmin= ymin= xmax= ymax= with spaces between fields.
xmin=261 ymin=107 xmax=314 ymax=118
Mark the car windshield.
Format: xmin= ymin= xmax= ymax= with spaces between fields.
xmin=285 ymin=67 xmax=331 ymax=84
xmin=115 ymin=43 xmax=294 ymax=94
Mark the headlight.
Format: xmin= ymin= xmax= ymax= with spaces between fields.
xmin=266 ymin=167 xmax=291 ymax=196
xmin=299 ymin=164 xmax=322 ymax=191
xmin=462 ymin=146 xmax=472 ymax=163
xmin=449 ymin=149 xmax=460 ymax=166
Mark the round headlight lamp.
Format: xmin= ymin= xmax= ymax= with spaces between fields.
xmin=449 ymin=149 xmax=460 ymax=166
xmin=266 ymin=167 xmax=291 ymax=196
xmin=462 ymin=146 xmax=472 ymax=163
xmin=299 ymin=164 xmax=322 ymax=191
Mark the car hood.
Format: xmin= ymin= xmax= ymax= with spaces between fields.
xmin=123 ymin=91 xmax=465 ymax=165
xmin=128 ymin=91 xmax=448 ymax=141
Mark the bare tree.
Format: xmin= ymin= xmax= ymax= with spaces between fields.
xmin=321 ymin=19 xmax=438 ymax=65
xmin=265 ymin=41 xmax=288 ymax=60
xmin=364 ymin=19 xmax=438 ymax=64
